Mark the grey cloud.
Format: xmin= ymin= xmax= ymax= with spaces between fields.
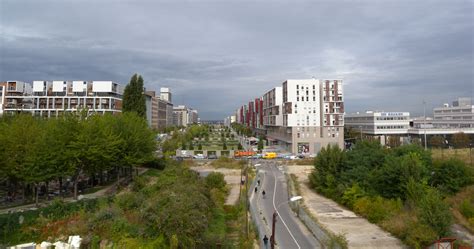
xmin=1 ymin=0 xmax=473 ymax=119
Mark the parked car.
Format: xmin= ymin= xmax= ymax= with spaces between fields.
xmin=193 ymin=154 xmax=206 ymax=159
xmin=208 ymin=154 xmax=218 ymax=159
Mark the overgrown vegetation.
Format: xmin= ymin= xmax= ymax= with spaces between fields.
xmin=309 ymin=141 xmax=474 ymax=248
xmin=1 ymin=162 xmax=247 ymax=248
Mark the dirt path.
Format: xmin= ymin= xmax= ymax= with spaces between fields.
xmin=286 ymin=165 xmax=405 ymax=249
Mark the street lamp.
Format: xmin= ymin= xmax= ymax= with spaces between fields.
xmin=271 ymin=196 xmax=303 ymax=249
xmin=423 ymin=100 xmax=427 ymax=150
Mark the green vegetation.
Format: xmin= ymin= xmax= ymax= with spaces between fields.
xmin=309 ymin=141 xmax=474 ymax=248
xmin=0 ymin=112 xmax=156 ymax=203
xmin=122 ymin=73 xmax=146 ymax=118
xmin=1 ymin=162 xmax=251 ymax=248
xmin=210 ymin=157 xmax=246 ymax=169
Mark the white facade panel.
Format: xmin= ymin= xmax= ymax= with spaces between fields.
xmin=92 ymin=81 xmax=113 ymax=92
xmin=33 ymin=81 xmax=45 ymax=92
xmin=52 ymin=81 xmax=65 ymax=92
xmin=73 ymin=81 xmax=86 ymax=92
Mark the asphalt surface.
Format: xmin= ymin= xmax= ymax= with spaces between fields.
xmin=252 ymin=161 xmax=321 ymax=249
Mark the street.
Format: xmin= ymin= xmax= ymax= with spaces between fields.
xmin=251 ymin=160 xmax=322 ymax=249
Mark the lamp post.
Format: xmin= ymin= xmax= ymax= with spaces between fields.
xmin=423 ymin=100 xmax=427 ymax=150
xmin=470 ymin=143 xmax=472 ymax=167
xmin=271 ymin=196 xmax=303 ymax=249
xmin=359 ymin=125 xmax=363 ymax=140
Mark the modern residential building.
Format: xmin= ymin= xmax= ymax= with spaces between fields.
xmin=173 ymin=105 xmax=199 ymax=127
xmin=0 ymin=80 xmax=123 ymax=117
xmin=345 ymin=111 xmax=411 ymax=145
xmin=159 ymin=88 xmax=174 ymax=126
xmin=145 ymin=89 xmax=174 ymax=130
xmin=0 ymin=82 xmax=6 ymax=116
xmin=233 ymin=78 xmax=344 ymax=154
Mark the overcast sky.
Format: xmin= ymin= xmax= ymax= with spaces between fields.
xmin=1 ymin=0 xmax=473 ymax=119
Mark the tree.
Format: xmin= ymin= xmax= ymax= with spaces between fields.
xmin=387 ymin=135 xmax=401 ymax=148
xmin=237 ymin=143 xmax=243 ymax=150
xmin=430 ymin=158 xmax=473 ymax=194
xmin=430 ymin=136 xmax=444 ymax=148
xmin=257 ymin=137 xmax=264 ymax=151
xmin=222 ymin=142 xmax=227 ymax=150
xmin=198 ymin=143 xmax=202 ymax=150
xmin=309 ymin=144 xmax=346 ymax=198
xmin=122 ymin=74 xmax=146 ymax=118
xmin=189 ymin=142 xmax=194 ymax=150
xmin=452 ymin=132 xmax=470 ymax=149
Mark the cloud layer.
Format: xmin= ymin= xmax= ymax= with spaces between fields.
xmin=1 ymin=0 xmax=473 ymax=119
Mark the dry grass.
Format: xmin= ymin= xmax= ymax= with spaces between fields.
xmin=210 ymin=157 xmax=246 ymax=169
xmin=446 ymin=185 xmax=474 ymax=233
xmin=431 ymin=148 xmax=473 ymax=167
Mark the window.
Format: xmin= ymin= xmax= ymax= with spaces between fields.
xmin=306 ymin=97 xmax=309 ymax=101
xmin=296 ymin=85 xmax=299 ymax=89
xmin=313 ymin=97 xmax=316 ymax=101
xmin=297 ymin=97 xmax=299 ymax=101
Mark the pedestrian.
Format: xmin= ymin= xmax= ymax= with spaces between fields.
xmin=255 ymin=186 xmax=258 ymax=193
xmin=262 ymin=190 xmax=266 ymax=198
xmin=257 ymin=179 xmax=260 ymax=186
xmin=263 ymin=235 xmax=269 ymax=247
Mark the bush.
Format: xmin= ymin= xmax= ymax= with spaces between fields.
xmin=354 ymin=196 xmax=402 ymax=223
xmin=205 ymin=172 xmax=227 ymax=191
xmin=431 ymin=158 xmax=473 ymax=194
xmin=459 ymin=199 xmax=474 ymax=219
xmin=341 ymin=184 xmax=366 ymax=208
xmin=114 ymin=192 xmax=143 ymax=210
xmin=418 ymin=189 xmax=452 ymax=237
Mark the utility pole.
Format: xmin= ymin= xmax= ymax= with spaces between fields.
xmin=423 ymin=100 xmax=427 ymax=150
xmin=271 ymin=212 xmax=277 ymax=249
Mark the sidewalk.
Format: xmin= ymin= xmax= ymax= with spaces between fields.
xmin=0 ymin=168 xmax=149 ymax=215
xmin=286 ymin=165 xmax=405 ymax=249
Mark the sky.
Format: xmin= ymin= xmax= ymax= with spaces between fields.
xmin=1 ymin=0 xmax=473 ymax=120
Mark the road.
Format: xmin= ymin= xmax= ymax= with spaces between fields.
xmin=251 ymin=160 xmax=321 ymax=249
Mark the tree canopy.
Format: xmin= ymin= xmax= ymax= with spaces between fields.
xmin=123 ymin=74 xmax=146 ymax=118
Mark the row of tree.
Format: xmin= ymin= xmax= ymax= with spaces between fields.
xmin=0 ymin=112 xmax=156 ymax=204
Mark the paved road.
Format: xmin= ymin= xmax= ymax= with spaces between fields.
xmin=251 ymin=161 xmax=321 ymax=249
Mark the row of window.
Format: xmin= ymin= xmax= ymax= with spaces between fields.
xmin=376 ymin=126 xmax=407 ymax=129
xmin=376 ymin=117 xmax=407 ymax=120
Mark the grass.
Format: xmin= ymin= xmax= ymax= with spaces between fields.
xmin=210 ymin=157 xmax=246 ymax=169
xmin=446 ymin=185 xmax=474 ymax=233
xmin=431 ymin=148 xmax=473 ymax=167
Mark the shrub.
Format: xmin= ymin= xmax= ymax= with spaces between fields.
xmin=205 ymin=172 xmax=227 ymax=191
xmin=114 ymin=192 xmax=143 ymax=210
xmin=354 ymin=196 xmax=402 ymax=223
xmin=341 ymin=184 xmax=366 ymax=208
xmin=431 ymin=158 xmax=473 ymax=195
xmin=418 ymin=189 xmax=452 ymax=237
xmin=459 ymin=199 xmax=474 ymax=219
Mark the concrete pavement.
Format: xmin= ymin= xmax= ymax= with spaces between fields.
xmin=251 ymin=161 xmax=322 ymax=249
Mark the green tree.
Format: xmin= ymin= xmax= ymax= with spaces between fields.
xmin=189 ymin=142 xmax=194 ymax=150
xmin=198 ymin=143 xmax=202 ymax=150
xmin=237 ymin=143 xmax=243 ymax=150
xmin=122 ymin=74 xmax=146 ymax=118
xmin=257 ymin=137 xmax=264 ymax=151
xmin=430 ymin=158 xmax=473 ymax=194
xmin=222 ymin=142 xmax=227 ymax=150
xmin=309 ymin=144 xmax=346 ymax=198
xmin=452 ymin=132 xmax=470 ymax=149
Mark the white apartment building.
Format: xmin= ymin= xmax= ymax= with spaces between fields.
xmin=345 ymin=111 xmax=411 ymax=145
xmin=1 ymin=80 xmax=123 ymax=117
xmin=235 ymin=78 xmax=344 ymax=154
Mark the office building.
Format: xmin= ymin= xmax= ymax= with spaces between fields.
xmin=345 ymin=111 xmax=411 ymax=145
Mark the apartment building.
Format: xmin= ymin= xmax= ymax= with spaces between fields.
xmin=0 ymin=80 xmax=123 ymax=117
xmin=0 ymin=82 xmax=6 ymax=115
xmin=233 ymin=78 xmax=344 ymax=154
xmin=345 ymin=111 xmax=411 ymax=144
xmin=172 ymin=105 xmax=199 ymax=127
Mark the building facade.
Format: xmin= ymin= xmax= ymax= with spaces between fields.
xmin=173 ymin=105 xmax=199 ymax=127
xmin=432 ymin=97 xmax=473 ymax=129
xmin=232 ymin=78 xmax=345 ymax=154
xmin=1 ymin=80 xmax=123 ymax=117
xmin=345 ymin=111 xmax=411 ymax=145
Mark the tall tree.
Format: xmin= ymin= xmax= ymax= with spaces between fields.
xmin=123 ymin=74 xmax=146 ymax=118
xmin=452 ymin=132 xmax=470 ymax=149
xmin=429 ymin=135 xmax=444 ymax=148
